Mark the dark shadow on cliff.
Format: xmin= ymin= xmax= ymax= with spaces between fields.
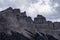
xmin=0 ymin=31 xmax=30 ymax=40
xmin=25 ymin=29 xmax=58 ymax=40
xmin=0 ymin=30 xmax=59 ymax=40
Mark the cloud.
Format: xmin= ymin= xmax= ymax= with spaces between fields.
xmin=0 ymin=0 xmax=60 ymax=22
xmin=26 ymin=0 xmax=59 ymax=21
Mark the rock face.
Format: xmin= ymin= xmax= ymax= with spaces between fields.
xmin=0 ymin=7 xmax=60 ymax=39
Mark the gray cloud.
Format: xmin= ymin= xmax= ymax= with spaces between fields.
xmin=46 ymin=0 xmax=60 ymax=22
xmin=0 ymin=0 xmax=60 ymax=22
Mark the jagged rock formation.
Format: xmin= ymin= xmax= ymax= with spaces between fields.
xmin=0 ymin=7 xmax=60 ymax=40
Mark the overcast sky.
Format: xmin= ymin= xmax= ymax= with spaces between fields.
xmin=0 ymin=0 xmax=60 ymax=22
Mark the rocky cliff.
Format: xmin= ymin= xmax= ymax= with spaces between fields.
xmin=0 ymin=7 xmax=60 ymax=40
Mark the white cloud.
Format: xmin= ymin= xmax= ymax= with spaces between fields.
xmin=0 ymin=0 xmax=60 ymax=22
xmin=54 ymin=3 xmax=59 ymax=8
xmin=26 ymin=0 xmax=59 ymax=19
xmin=47 ymin=19 xmax=60 ymax=22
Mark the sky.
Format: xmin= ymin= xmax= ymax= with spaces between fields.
xmin=0 ymin=0 xmax=60 ymax=22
